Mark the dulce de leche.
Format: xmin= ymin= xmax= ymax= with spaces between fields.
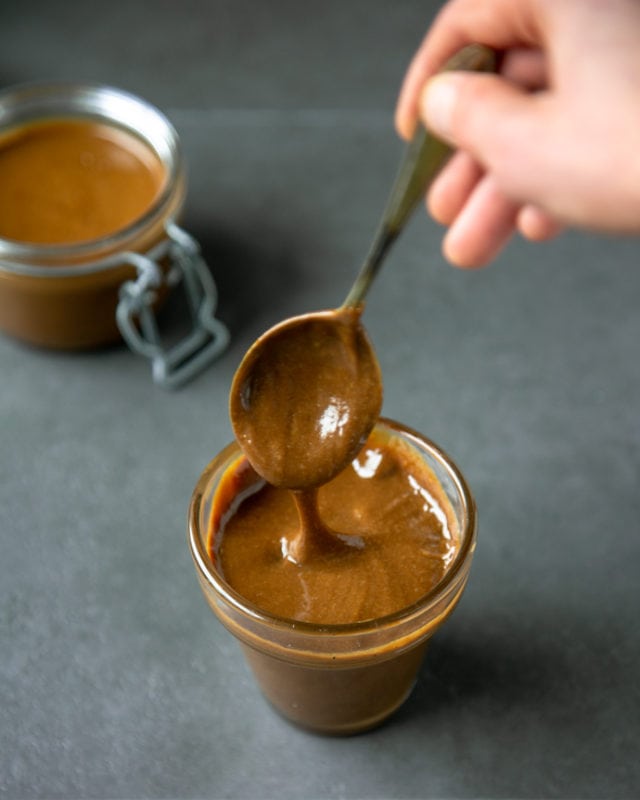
xmin=0 ymin=118 xmax=166 ymax=246
xmin=210 ymin=424 xmax=459 ymax=625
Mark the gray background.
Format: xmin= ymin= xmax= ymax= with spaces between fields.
xmin=1 ymin=2 xmax=639 ymax=798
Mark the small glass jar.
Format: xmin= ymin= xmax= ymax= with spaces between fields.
xmin=0 ymin=83 xmax=228 ymax=387
xmin=188 ymin=418 xmax=477 ymax=735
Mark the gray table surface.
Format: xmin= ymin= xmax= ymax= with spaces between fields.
xmin=2 ymin=2 xmax=639 ymax=798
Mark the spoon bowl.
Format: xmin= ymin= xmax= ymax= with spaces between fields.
xmin=229 ymin=306 xmax=382 ymax=489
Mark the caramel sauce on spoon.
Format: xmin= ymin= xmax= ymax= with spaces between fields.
xmin=229 ymin=45 xmax=495 ymax=565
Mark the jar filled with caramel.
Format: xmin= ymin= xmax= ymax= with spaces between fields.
xmin=189 ymin=418 xmax=477 ymax=735
xmin=0 ymin=83 xmax=228 ymax=387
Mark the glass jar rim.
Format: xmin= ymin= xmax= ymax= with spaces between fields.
xmin=0 ymin=81 xmax=184 ymax=274
xmin=189 ymin=417 xmax=478 ymax=639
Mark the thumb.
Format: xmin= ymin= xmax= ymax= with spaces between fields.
xmin=420 ymin=72 xmax=553 ymax=201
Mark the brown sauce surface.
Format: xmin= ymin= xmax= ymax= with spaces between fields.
xmin=210 ymin=426 xmax=459 ymax=625
xmin=0 ymin=118 xmax=166 ymax=245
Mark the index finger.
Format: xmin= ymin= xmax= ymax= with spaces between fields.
xmin=395 ymin=0 xmax=546 ymax=138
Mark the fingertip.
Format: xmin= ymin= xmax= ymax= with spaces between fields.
xmin=395 ymin=34 xmax=441 ymax=142
xmin=442 ymin=218 xmax=494 ymax=268
xmin=427 ymin=150 xmax=483 ymax=226
xmin=427 ymin=180 xmax=452 ymax=226
xmin=440 ymin=175 xmax=519 ymax=268
xmin=419 ymin=74 xmax=461 ymax=143
xmin=518 ymin=205 xmax=563 ymax=241
xmin=394 ymin=106 xmax=415 ymax=141
xmin=442 ymin=233 xmax=493 ymax=269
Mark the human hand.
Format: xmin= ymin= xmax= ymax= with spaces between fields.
xmin=396 ymin=0 xmax=640 ymax=267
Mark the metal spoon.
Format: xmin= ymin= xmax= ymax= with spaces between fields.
xmin=230 ymin=45 xmax=496 ymax=490
xmin=343 ymin=43 xmax=496 ymax=307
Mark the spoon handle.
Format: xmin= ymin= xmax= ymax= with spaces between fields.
xmin=343 ymin=43 xmax=497 ymax=309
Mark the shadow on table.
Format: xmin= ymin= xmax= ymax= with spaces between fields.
xmin=189 ymin=223 xmax=304 ymax=340
xmin=390 ymin=625 xmax=567 ymax=728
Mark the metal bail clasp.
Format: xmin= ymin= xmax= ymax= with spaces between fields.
xmin=116 ymin=223 xmax=229 ymax=388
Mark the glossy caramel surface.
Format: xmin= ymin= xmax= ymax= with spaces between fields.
xmin=229 ymin=306 xmax=382 ymax=489
xmin=210 ymin=427 xmax=458 ymax=624
xmin=0 ymin=118 xmax=165 ymax=244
